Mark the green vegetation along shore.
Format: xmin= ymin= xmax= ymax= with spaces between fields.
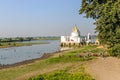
xmin=0 ymin=36 xmax=58 ymax=48
xmin=0 ymin=42 xmax=48 ymax=48
xmin=0 ymin=36 xmax=59 ymax=43
xmin=0 ymin=45 xmax=104 ymax=80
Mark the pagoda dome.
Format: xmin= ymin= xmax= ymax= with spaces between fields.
xmin=71 ymin=26 xmax=80 ymax=37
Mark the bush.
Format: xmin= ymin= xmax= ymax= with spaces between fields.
xmin=0 ymin=43 xmax=2 ymax=46
xmin=28 ymin=70 xmax=94 ymax=80
xmin=109 ymin=44 xmax=120 ymax=57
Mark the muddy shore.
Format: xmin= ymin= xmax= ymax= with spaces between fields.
xmin=0 ymin=51 xmax=61 ymax=69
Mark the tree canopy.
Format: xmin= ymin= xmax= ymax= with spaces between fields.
xmin=79 ymin=0 xmax=120 ymax=56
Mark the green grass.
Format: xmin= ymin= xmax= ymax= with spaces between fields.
xmin=28 ymin=63 xmax=94 ymax=80
xmin=69 ymin=45 xmax=102 ymax=53
xmin=0 ymin=60 xmax=51 ymax=80
xmin=28 ymin=70 xmax=94 ymax=80
xmin=45 ymin=55 xmax=93 ymax=64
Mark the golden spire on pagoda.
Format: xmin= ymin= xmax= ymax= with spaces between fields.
xmin=73 ymin=25 xmax=77 ymax=32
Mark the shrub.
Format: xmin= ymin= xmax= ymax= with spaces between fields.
xmin=109 ymin=44 xmax=120 ymax=57
xmin=28 ymin=70 xmax=94 ymax=80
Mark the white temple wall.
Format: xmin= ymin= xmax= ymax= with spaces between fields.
xmin=61 ymin=36 xmax=81 ymax=43
xmin=61 ymin=36 xmax=70 ymax=43
xmin=70 ymin=36 xmax=80 ymax=43
xmin=61 ymin=36 xmax=66 ymax=43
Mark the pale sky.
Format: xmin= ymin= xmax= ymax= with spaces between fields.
xmin=0 ymin=0 xmax=95 ymax=37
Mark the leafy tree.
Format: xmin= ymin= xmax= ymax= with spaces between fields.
xmin=19 ymin=37 xmax=24 ymax=42
xmin=26 ymin=37 xmax=33 ymax=41
xmin=79 ymin=0 xmax=120 ymax=56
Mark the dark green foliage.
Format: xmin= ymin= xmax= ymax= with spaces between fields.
xmin=109 ymin=44 xmax=120 ymax=57
xmin=0 ymin=43 xmax=2 ymax=46
xmin=28 ymin=70 xmax=94 ymax=80
xmin=80 ymin=0 xmax=120 ymax=56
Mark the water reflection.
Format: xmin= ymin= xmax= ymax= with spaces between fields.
xmin=0 ymin=40 xmax=60 ymax=65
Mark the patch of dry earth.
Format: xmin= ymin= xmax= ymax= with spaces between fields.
xmin=86 ymin=57 xmax=120 ymax=80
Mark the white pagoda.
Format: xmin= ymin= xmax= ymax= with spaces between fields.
xmin=61 ymin=25 xmax=81 ymax=47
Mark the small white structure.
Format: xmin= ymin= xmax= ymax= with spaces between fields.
xmin=87 ymin=33 xmax=91 ymax=40
xmin=86 ymin=33 xmax=92 ymax=45
xmin=61 ymin=26 xmax=81 ymax=47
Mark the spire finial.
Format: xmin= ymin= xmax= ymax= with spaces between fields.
xmin=73 ymin=25 xmax=77 ymax=32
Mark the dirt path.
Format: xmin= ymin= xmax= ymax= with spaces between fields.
xmin=86 ymin=57 xmax=120 ymax=80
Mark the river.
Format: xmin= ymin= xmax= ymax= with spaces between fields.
xmin=0 ymin=40 xmax=60 ymax=65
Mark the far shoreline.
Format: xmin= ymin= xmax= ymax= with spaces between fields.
xmin=0 ymin=41 xmax=49 ymax=49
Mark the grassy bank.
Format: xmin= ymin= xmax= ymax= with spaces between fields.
xmin=0 ymin=45 xmax=103 ymax=80
xmin=28 ymin=67 xmax=93 ymax=80
xmin=0 ymin=42 xmax=48 ymax=48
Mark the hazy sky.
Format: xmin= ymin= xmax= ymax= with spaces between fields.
xmin=0 ymin=0 xmax=95 ymax=37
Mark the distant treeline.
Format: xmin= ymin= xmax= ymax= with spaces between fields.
xmin=0 ymin=36 xmax=60 ymax=43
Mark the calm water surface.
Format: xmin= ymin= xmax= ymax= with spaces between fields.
xmin=0 ymin=40 xmax=60 ymax=65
